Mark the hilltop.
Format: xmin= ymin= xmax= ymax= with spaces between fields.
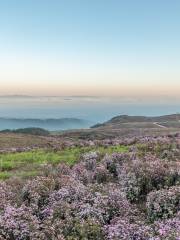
xmin=60 ymin=114 xmax=180 ymax=139
xmin=91 ymin=114 xmax=180 ymax=128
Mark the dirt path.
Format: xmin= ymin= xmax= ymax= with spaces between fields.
xmin=153 ymin=122 xmax=168 ymax=129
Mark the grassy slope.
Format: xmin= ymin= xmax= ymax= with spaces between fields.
xmin=58 ymin=115 xmax=180 ymax=140
xmin=0 ymin=145 xmax=128 ymax=180
xmin=0 ymin=133 xmax=49 ymax=149
xmin=0 ymin=114 xmax=179 ymax=179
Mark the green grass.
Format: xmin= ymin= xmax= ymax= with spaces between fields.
xmin=16 ymin=170 xmax=39 ymax=179
xmin=0 ymin=145 xmax=128 ymax=180
xmin=0 ymin=172 xmax=12 ymax=180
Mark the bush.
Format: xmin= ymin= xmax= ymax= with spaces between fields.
xmin=21 ymin=176 xmax=56 ymax=210
xmin=67 ymin=218 xmax=105 ymax=240
xmin=94 ymin=164 xmax=111 ymax=183
xmin=146 ymin=186 xmax=180 ymax=222
xmin=104 ymin=217 xmax=153 ymax=240
xmin=0 ymin=205 xmax=41 ymax=239
xmin=82 ymin=151 xmax=98 ymax=171
xmin=152 ymin=212 xmax=180 ymax=239
xmin=119 ymin=157 xmax=180 ymax=202
xmin=76 ymin=188 xmax=131 ymax=224
xmin=0 ymin=182 xmax=15 ymax=210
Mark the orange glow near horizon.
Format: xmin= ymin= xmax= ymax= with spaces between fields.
xmin=1 ymin=80 xmax=180 ymax=98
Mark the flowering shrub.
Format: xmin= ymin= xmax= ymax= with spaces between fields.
xmin=146 ymin=186 xmax=180 ymax=221
xmin=118 ymin=157 xmax=180 ymax=202
xmin=0 ymin=182 xmax=15 ymax=210
xmin=102 ymin=152 xmax=132 ymax=178
xmin=104 ymin=217 xmax=153 ymax=240
xmin=103 ymin=154 xmax=118 ymax=177
xmin=152 ymin=212 xmax=180 ymax=239
xmin=94 ymin=164 xmax=111 ymax=183
xmin=82 ymin=151 xmax=98 ymax=171
xmin=0 ymin=205 xmax=40 ymax=239
xmin=67 ymin=218 xmax=105 ymax=240
xmin=56 ymin=163 xmax=71 ymax=176
xmin=22 ymin=176 xmax=56 ymax=211
xmin=72 ymin=163 xmax=93 ymax=184
xmin=76 ymin=188 xmax=131 ymax=224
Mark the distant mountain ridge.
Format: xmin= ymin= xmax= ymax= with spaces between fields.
xmin=0 ymin=117 xmax=92 ymax=131
xmin=0 ymin=117 xmax=88 ymax=122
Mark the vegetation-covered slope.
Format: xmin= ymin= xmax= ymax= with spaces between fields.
xmin=0 ymin=133 xmax=179 ymax=239
xmin=91 ymin=114 xmax=180 ymax=129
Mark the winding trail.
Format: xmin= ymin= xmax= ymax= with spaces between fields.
xmin=153 ymin=122 xmax=168 ymax=129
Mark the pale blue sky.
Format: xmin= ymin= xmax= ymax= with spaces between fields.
xmin=0 ymin=0 xmax=180 ymax=96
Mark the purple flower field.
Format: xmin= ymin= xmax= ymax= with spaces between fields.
xmin=0 ymin=134 xmax=179 ymax=239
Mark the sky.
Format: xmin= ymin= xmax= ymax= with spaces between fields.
xmin=0 ymin=0 xmax=180 ymax=97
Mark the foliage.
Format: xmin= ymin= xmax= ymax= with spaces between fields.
xmin=0 ymin=134 xmax=179 ymax=239
xmin=1 ymin=127 xmax=50 ymax=136
xmin=146 ymin=186 xmax=180 ymax=221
